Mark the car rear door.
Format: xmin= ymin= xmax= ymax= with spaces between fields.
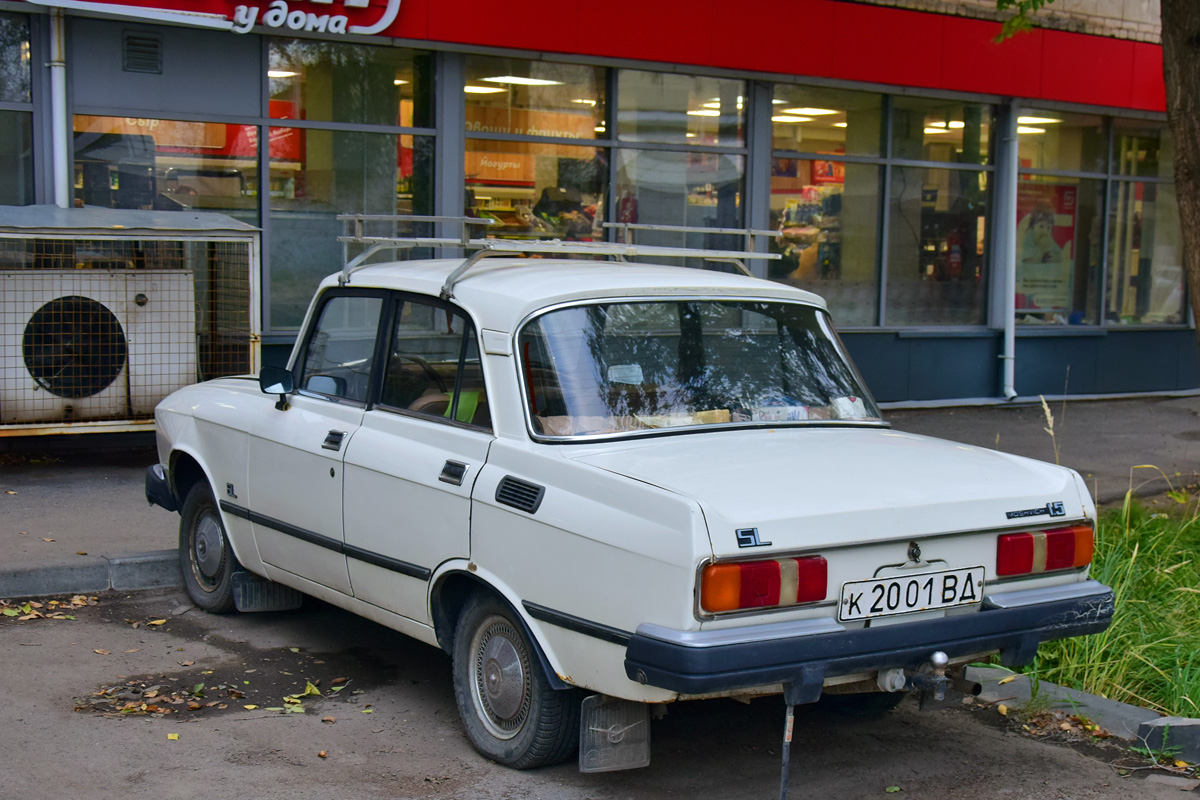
xmin=342 ymin=295 xmax=492 ymax=625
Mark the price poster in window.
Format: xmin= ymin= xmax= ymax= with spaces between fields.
xmin=1016 ymin=183 xmax=1077 ymax=313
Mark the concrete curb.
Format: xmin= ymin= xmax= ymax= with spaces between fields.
xmin=0 ymin=549 xmax=181 ymax=598
xmin=968 ymin=666 xmax=1169 ymax=744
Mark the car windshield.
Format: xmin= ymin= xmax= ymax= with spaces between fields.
xmin=518 ymin=299 xmax=882 ymax=438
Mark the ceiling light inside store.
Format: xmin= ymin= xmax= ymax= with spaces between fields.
xmin=833 ymin=122 xmax=847 ymax=128
xmin=703 ymin=99 xmax=744 ymax=110
xmin=924 ymin=127 xmax=953 ymax=134
xmin=481 ymin=76 xmax=564 ymax=86
xmin=688 ymin=109 xmax=721 ymax=117
xmin=1018 ymin=116 xmax=1061 ymax=124
xmin=393 ymin=79 xmax=409 ymax=85
xmin=464 ymin=86 xmax=506 ymax=94
xmin=573 ymin=99 xmax=598 ymax=106
xmin=267 ymin=70 xmax=298 ymax=78
xmin=595 ymin=126 xmax=606 ymax=133
xmin=782 ymin=107 xmax=838 ymax=116
xmin=771 ymin=115 xmax=813 ymax=123
xmin=1017 ymin=126 xmax=1046 ymax=134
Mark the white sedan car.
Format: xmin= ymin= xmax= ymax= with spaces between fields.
xmin=146 ymin=246 xmax=1112 ymax=773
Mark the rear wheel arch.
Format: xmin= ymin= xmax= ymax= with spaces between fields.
xmin=430 ymin=571 xmax=570 ymax=692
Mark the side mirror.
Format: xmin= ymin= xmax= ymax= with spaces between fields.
xmin=259 ymin=366 xmax=294 ymax=411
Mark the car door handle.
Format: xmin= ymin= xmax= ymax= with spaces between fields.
xmin=439 ymin=460 xmax=469 ymax=486
xmin=322 ymin=430 xmax=346 ymax=451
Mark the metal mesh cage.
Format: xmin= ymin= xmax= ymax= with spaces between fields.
xmin=1 ymin=229 xmax=257 ymax=431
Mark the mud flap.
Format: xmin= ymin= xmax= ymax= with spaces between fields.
xmin=231 ymin=569 xmax=304 ymax=612
xmin=579 ymin=694 xmax=651 ymax=773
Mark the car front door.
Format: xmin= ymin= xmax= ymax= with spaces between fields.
xmin=247 ymin=291 xmax=386 ymax=596
xmin=342 ymin=295 xmax=492 ymax=625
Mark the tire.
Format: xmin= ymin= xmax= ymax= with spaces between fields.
xmin=179 ymin=482 xmax=239 ymax=614
xmin=818 ymin=691 xmax=906 ymax=719
xmin=452 ymin=593 xmax=580 ymax=769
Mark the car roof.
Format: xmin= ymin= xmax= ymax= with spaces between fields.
xmin=320 ymin=257 xmax=828 ymax=332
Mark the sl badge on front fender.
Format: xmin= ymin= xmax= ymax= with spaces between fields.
xmin=736 ymin=528 xmax=772 ymax=548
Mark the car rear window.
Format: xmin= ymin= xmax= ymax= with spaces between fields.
xmin=517 ymin=299 xmax=882 ymax=438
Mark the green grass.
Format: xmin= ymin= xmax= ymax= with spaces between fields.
xmin=1032 ymin=498 xmax=1200 ymax=716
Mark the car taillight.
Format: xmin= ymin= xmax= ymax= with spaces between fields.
xmin=700 ymin=556 xmax=827 ymax=613
xmin=996 ymin=524 xmax=1094 ymax=577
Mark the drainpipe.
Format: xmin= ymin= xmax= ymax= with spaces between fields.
xmin=48 ymin=8 xmax=69 ymax=208
xmin=997 ymin=99 xmax=1020 ymax=400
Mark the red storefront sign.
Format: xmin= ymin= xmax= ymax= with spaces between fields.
xmin=20 ymin=0 xmax=1166 ymax=112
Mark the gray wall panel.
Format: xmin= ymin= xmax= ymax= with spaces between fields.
xmin=70 ymin=19 xmax=260 ymax=117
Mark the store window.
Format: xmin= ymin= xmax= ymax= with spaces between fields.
xmin=1113 ymin=119 xmax=1173 ymax=180
xmin=72 ymin=115 xmax=259 ymax=220
xmin=466 ymin=139 xmax=606 ymax=241
xmin=614 ymin=149 xmax=744 ymax=249
xmin=771 ymin=86 xmax=882 ymax=157
xmin=269 ymin=40 xmax=433 ymax=128
xmin=617 ymin=70 xmax=745 ymax=147
xmin=1107 ymin=179 xmax=1184 ymax=324
xmin=1017 ymin=109 xmax=1107 ymax=173
xmin=0 ymin=12 xmax=32 ymax=206
xmin=885 ymin=166 xmax=989 ymax=326
xmin=0 ymin=12 xmax=30 ymax=102
xmin=270 ymin=128 xmax=432 ymax=328
xmin=891 ymin=98 xmax=992 ymax=166
xmin=1015 ymin=175 xmax=1104 ymax=325
xmin=464 ymin=56 xmax=605 ymax=140
xmin=770 ymin=159 xmax=880 ymax=327
xmin=769 ymin=86 xmax=885 ymax=327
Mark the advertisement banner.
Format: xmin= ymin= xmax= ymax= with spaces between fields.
xmin=1016 ymin=182 xmax=1077 ymax=313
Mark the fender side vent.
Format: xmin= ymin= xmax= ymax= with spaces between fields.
xmin=496 ymin=476 xmax=545 ymax=514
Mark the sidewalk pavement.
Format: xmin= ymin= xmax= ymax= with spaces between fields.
xmin=2 ymin=395 xmax=1199 ymax=746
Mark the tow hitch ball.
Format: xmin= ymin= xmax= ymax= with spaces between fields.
xmin=904 ymin=650 xmax=951 ymax=701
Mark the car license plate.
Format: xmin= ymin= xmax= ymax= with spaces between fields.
xmin=838 ymin=566 xmax=985 ymax=622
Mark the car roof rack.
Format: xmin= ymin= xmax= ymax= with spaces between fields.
xmin=336 ymin=214 xmax=781 ymax=299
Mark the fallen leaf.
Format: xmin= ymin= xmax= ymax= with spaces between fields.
xmin=361 ymin=708 xmax=373 ymax=714
xmin=75 ymin=551 xmax=88 ymax=556
xmin=179 ymin=661 xmax=195 ymax=667
xmin=243 ymin=704 xmax=259 ymax=710
xmin=5 ymin=490 xmax=16 ymax=495
xmin=300 ymin=681 xmax=322 ymax=697
xmin=1176 ymin=760 xmax=1190 ymax=769
xmin=997 ymin=704 xmax=1008 ymax=716
xmin=187 ymin=701 xmax=201 ymax=710
xmin=997 ymin=675 xmax=1016 ymax=685
xmin=318 ymin=751 xmax=327 ymax=759
xmin=17 ymin=531 xmax=27 ymax=535
xmin=322 ymin=716 xmax=336 ymax=724
xmin=147 ymin=619 xmax=167 ymax=626
xmin=885 ymin=788 xmax=902 ymax=794
xmin=41 ymin=537 xmax=54 ymax=542
xmin=167 ymin=733 xmax=179 ymax=741
xmin=330 ymin=677 xmax=349 ymax=686
xmin=93 ymin=649 xmax=110 ymax=655
xmin=2 ymin=609 xmax=18 ymax=617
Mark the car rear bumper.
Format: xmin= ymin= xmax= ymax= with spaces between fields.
xmin=624 ymin=579 xmax=1113 ymax=700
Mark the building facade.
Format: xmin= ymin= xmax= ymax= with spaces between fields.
xmin=0 ymin=0 xmax=1193 ymax=404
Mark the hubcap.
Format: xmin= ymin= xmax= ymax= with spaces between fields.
xmin=192 ymin=512 xmax=225 ymax=588
xmin=471 ymin=616 xmax=531 ymax=739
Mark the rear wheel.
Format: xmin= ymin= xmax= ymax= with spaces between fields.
xmin=179 ymin=482 xmax=239 ymax=614
xmin=452 ymin=593 xmax=579 ymax=768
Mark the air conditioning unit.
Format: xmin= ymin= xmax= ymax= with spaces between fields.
xmin=0 ymin=270 xmax=196 ymax=424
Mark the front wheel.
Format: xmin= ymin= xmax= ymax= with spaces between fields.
xmin=179 ymin=482 xmax=239 ymax=614
xmin=452 ymin=593 xmax=579 ymax=768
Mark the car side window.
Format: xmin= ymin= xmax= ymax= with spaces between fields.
xmin=296 ymin=294 xmax=384 ymax=404
xmin=380 ymin=297 xmax=490 ymax=430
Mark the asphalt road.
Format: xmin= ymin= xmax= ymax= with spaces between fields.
xmin=1 ymin=587 xmax=1190 ymax=800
